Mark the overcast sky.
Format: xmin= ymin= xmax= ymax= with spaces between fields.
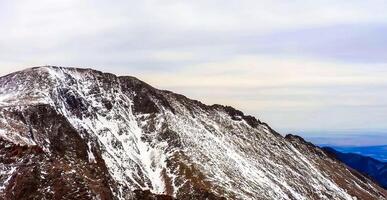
xmin=1 ymin=0 xmax=387 ymax=135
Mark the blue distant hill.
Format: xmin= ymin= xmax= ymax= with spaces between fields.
xmin=299 ymin=132 xmax=387 ymax=161
xmin=322 ymin=147 xmax=387 ymax=189
xmin=328 ymin=145 xmax=387 ymax=162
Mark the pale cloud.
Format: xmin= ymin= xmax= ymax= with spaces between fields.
xmin=1 ymin=1 xmax=387 ymax=133
xmin=141 ymin=56 xmax=387 ymax=88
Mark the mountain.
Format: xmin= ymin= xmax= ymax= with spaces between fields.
xmin=331 ymin=145 xmax=387 ymax=162
xmin=0 ymin=66 xmax=386 ymax=200
xmin=323 ymin=147 xmax=387 ymax=190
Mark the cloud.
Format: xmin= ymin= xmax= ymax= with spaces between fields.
xmin=1 ymin=0 xmax=387 ymax=68
xmin=249 ymin=23 xmax=387 ymax=63
xmin=1 ymin=1 xmax=387 ymax=133
xmin=141 ymin=55 xmax=387 ymax=88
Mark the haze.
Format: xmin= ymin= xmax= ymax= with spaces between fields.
xmin=1 ymin=0 xmax=387 ymax=140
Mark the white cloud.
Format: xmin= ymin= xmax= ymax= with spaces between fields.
xmin=141 ymin=55 xmax=387 ymax=88
xmin=1 ymin=1 xmax=387 ymax=133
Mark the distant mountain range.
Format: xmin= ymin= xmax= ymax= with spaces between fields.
xmin=330 ymin=145 xmax=387 ymax=162
xmin=300 ymin=132 xmax=387 ymax=151
xmin=301 ymin=133 xmax=387 ymax=161
xmin=323 ymin=147 xmax=387 ymax=190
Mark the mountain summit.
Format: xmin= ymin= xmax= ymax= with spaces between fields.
xmin=0 ymin=66 xmax=386 ymax=199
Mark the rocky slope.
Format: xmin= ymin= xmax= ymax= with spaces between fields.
xmin=0 ymin=66 xmax=386 ymax=200
xmin=323 ymin=147 xmax=387 ymax=190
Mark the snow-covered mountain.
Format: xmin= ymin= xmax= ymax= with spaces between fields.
xmin=0 ymin=66 xmax=386 ymax=200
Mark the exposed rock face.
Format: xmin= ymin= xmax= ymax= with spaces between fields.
xmin=0 ymin=66 xmax=386 ymax=200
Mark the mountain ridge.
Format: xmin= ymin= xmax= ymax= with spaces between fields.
xmin=0 ymin=66 xmax=386 ymax=199
xmin=322 ymin=147 xmax=387 ymax=190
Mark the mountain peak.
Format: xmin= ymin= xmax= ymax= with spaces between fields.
xmin=0 ymin=67 xmax=386 ymax=199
